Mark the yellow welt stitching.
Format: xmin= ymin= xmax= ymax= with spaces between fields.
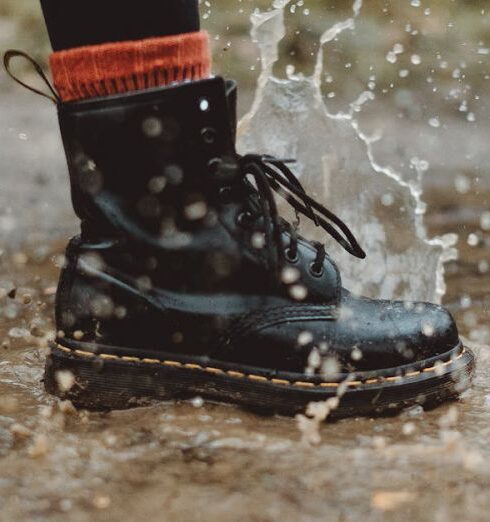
xmin=184 ymin=363 xmax=203 ymax=370
xmin=163 ymin=361 xmax=182 ymax=367
xmin=385 ymin=375 xmax=402 ymax=382
xmin=248 ymin=374 xmax=268 ymax=382
xmin=227 ymin=371 xmax=245 ymax=378
xmin=122 ymin=356 xmax=141 ymax=363
xmin=423 ymin=360 xmax=449 ymax=372
xmin=57 ymin=343 xmax=465 ymax=389
xmin=293 ymin=381 xmax=315 ymax=388
xmin=271 ymin=379 xmax=290 ymax=385
xmin=205 ymin=367 xmax=224 ymax=375
xmin=423 ymin=351 xmax=463 ymax=373
xmin=74 ymin=350 xmax=95 ymax=357
xmin=405 ymin=371 xmax=421 ymax=377
xmin=100 ymin=354 xmax=119 ymax=360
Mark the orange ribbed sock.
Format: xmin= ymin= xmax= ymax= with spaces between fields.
xmin=49 ymin=31 xmax=211 ymax=102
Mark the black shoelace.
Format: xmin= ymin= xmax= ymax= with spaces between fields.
xmin=238 ymin=154 xmax=366 ymax=274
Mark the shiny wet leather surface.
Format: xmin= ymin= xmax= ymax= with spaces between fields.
xmin=55 ymin=78 xmax=461 ymax=374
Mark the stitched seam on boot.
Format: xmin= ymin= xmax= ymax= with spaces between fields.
xmin=54 ymin=344 xmax=466 ymax=389
xmin=220 ymin=305 xmax=336 ymax=349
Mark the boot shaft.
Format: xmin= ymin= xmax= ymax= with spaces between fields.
xmin=54 ymin=78 xmax=276 ymax=341
xmin=58 ymin=78 xmax=238 ymax=239
xmin=54 ymin=77 xmax=342 ymax=346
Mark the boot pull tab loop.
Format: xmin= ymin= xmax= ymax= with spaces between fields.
xmin=3 ymin=50 xmax=61 ymax=104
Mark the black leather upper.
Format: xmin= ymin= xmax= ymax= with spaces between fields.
xmin=55 ymin=77 xmax=460 ymax=374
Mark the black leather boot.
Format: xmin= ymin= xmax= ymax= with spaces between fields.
xmin=22 ymin=71 xmax=472 ymax=416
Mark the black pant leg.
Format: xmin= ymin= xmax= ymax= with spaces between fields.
xmin=40 ymin=0 xmax=200 ymax=51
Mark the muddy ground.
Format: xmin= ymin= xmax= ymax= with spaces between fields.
xmin=1 ymin=64 xmax=490 ymax=522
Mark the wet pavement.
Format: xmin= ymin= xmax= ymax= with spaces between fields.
xmin=1 ymin=82 xmax=490 ymax=521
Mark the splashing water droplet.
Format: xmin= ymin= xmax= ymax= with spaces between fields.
xmin=428 ymin=117 xmax=441 ymax=128
xmin=142 ymin=117 xmax=163 ymax=138
xmin=238 ymin=1 xmax=456 ymax=303
xmin=478 ymin=260 xmax=489 ymax=273
xmin=467 ymin=233 xmax=479 ymax=247
xmin=251 ymin=232 xmax=266 ymax=249
xmin=454 ymin=175 xmax=471 ymax=194
xmin=289 ymin=284 xmax=308 ymax=301
xmin=191 ymin=396 xmax=204 ymax=408
xmin=184 ymin=201 xmax=208 ymax=221
xmin=393 ymin=43 xmax=404 ymax=54
xmin=281 ymin=266 xmax=300 ymax=284
xmin=298 ymin=331 xmax=314 ymax=346
xmin=480 ymin=211 xmax=490 ymax=231
xmin=351 ymin=347 xmax=363 ymax=360
xmin=422 ymin=322 xmax=435 ymax=337
xmin=386 ymin=51 xmax=397 ymax=64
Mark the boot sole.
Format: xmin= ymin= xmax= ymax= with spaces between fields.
xmin=45 ymin=341 xmax=475 ymax=418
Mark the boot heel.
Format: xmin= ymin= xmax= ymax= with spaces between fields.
xmin=45 ymin=344 xmax=184 ymax=410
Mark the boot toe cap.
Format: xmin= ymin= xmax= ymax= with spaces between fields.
xmin=334 ymin=293 xmax=460 ymax=371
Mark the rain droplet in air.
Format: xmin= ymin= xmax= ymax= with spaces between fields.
xmin=142 ymin=116 xmax=163 ymax=138
xmin=428 ymin=117 xmax=440 ymax=128
xmin=298 ymin=331 xmax=314 ymax=346
xmin=480 ymin=211 xmax=490 ymax=231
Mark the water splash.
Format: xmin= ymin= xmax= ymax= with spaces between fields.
xmin=238 ymin=0 xmax=457 ymax=303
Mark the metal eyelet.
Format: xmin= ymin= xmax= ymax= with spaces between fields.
xmin=237 ymin=211 xmax=252 ymax=227
xmin=285 ymin=248 xmax=299 ymax=263
xmin=219 ymin=186 xmax=233 ymax=203
xmin=208 ymin=157 xmax=222 ymax=174
xmin=309 ymin=262 xmax=324 ymax=277
xmin=201 ymin=127 xmax=216 ymax=145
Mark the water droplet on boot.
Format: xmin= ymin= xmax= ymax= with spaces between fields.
xmin=142 ymin=116 xmax=163 ymax=138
